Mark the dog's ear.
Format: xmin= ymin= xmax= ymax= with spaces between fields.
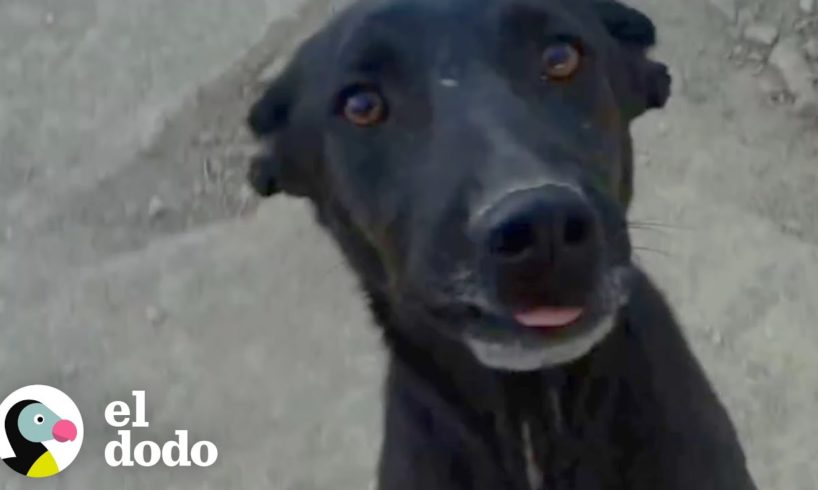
xmin=247 ymin=152 xmax=281 ymax=197
xmin=593 ymin=0 xmax=672 ymax=116
xmin=593 ymin=0 xmax=656 ymax=49
xmin=245 ymin=66 xmax=298 ymax=197
xmin=246 ymin=55 xmax=324 ymax=199
xmin=638 ymin=59 xmax=671 ymax=111
xmin=247 ymin=71 xmax=294 ymax=137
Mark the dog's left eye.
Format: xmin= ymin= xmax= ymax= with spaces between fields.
xmin=338 ymin=85 xmax=388 ymax=127
xmin=541 ymin=42 xmax=582 ymax=81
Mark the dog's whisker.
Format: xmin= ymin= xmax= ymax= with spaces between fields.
xmin=627 ymin=224 xmax=674 ymax=236
xmin=627 ymin=219 xmax=689 ymax=231
xmin=632 ymin=245 xmax=673 ymax=258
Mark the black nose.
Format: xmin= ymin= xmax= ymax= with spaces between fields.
xmin=477 ymin=186 xmax=598 ymax=266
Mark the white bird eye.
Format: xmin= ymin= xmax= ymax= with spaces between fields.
xmin=34 ymin=414 xmax=45 ymax=425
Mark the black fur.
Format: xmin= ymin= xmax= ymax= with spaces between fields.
xmin=247 ymin=0 xmax=756 ymax=488
xmin=2 ymin=400 xmax=46 ymax=476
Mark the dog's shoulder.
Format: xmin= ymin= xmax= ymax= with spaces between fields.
xmin=608 ymin=270 xmax=757 ymax=489
xmin=617 ymin=268 xmax=723 ymax=410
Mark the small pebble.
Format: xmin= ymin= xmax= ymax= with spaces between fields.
xmin=147 ymin=195 xmax=166 ymax=219
xmin=805 ymin=38 xmax=818 ymax=61
xmin=729 ymin=44 xmax=747 ymax=60
xmin=746 ymin=50 xmax=766 ymax=62
xmin=238 ymin=182 xmax=255 ymax=202
xmin=237 ymin=183 xmax=256 ymax=215
xmin=800 ymin=0 xmax=815 ymax=15
xmin=794 ymin=18 xmax=814 ymax=33
xmin=769 ymin=36 xmax=818 ymax=117
xmin=194 ymin=130 xmax=217 ymax=146
xmin=745 ymin=362 xmax=771 ymax=382
xmin=743 ymin=22 xmax=779 ymax=47
xmin=772 ymin=92 xmax=793 ymax=106
xmin=205 ymin=156 xmax=224 ymax=179
xmin=783 ymin=219 xmax=804 ymax=234
xmin=43 ymin=12 xmax=55 ymax=25
xmin=756 ymin=66 xmax=789 ymax=99
xmin=146 ymin=305 xmax=166 ymax=326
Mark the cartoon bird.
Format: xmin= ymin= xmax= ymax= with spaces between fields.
xmin=2 ymin=399 xmax=77 ymax=478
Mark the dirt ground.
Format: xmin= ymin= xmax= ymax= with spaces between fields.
xmin=0 ymin=0 xmax=817 ymax=488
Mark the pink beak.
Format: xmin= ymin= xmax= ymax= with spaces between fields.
xmin=52 ymin=419 xmax=77 ymax=443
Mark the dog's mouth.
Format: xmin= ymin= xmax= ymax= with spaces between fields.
xmin=512 ymin=305 xmax=585 ymax=329
xmin=414 ymin=264 xmax=634 ymax=371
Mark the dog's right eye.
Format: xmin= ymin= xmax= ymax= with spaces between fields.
xmin=338 ymin=85 xmax=388 ymax=127
xmin=541 ymin=42 xmax=582 ymax=81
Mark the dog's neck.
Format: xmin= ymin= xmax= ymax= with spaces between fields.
xmin=375 ymin=292 xmax=628 ymax=488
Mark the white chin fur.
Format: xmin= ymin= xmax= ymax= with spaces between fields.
xmin=464 ymin=313 xmax=617 ymax=371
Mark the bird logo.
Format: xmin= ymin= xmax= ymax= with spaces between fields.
xmin=0 ymin=385 xmax=83 ymax=478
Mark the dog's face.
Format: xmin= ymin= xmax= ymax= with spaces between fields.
xmin=247 ymin=0 xmax=670 ymax=371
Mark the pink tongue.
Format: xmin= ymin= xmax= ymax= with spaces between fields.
xmin=514 ymin=307 xmax=583 ymax=328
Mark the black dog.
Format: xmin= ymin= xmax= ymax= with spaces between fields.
xmin=246 ymin=0 xmax=758 ymax=488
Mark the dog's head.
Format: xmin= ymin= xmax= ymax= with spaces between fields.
xmin=247 ymin=0 xmax=670 ymax=371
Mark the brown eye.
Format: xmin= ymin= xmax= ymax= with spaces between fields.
xmin=541 ymin=42 xmax=581 ymax=81
xmin=340 ymin=86 xmax=387 ymax=126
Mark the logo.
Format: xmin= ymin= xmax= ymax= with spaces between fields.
xmin=103 ymin=391 xmax=218 ymax=468
xmin=0 ymin=385 xmax=84 ymax=478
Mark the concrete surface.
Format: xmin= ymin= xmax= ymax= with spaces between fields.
xmin=1 ymin=0 xmax=816 ymax=487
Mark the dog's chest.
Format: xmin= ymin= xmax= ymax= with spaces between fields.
xmin=522 ymin=421 xmax=545 ymax=490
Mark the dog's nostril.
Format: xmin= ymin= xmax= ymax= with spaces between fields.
xmin=478 ymin=186 xmax=598 ymax=265
xmin=490 ymin=219 xmax=536 ymax=259
xmin=563 ymin=214 xmax=589 ymax=245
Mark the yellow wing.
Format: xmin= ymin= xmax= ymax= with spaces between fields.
xmin=27 ymin=451 xmax=60 ymax=478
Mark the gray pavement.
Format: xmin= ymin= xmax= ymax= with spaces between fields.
xmin=1 ymin=0 xmax=817 ymax=488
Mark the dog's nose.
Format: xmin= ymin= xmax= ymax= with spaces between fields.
xmin=476 ymin=186 xmax=597 ymax=266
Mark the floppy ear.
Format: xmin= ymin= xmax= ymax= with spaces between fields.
xmin=639 ymin=59 xmax=671 ymax=111
xmin=247 ymin=73 xmax=293 ymax=137
xmin=593 ymin=0 xmax=657 ymax=49
xmin=247 ymin=152 xmax=281 ymax=197
xmin=246 ymin=57 xmax=325 ymax=199
xmin=593 ymin=0 xmax=672 ymax=115
xmin=245 ymin=69 xmax=297 ymax=197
